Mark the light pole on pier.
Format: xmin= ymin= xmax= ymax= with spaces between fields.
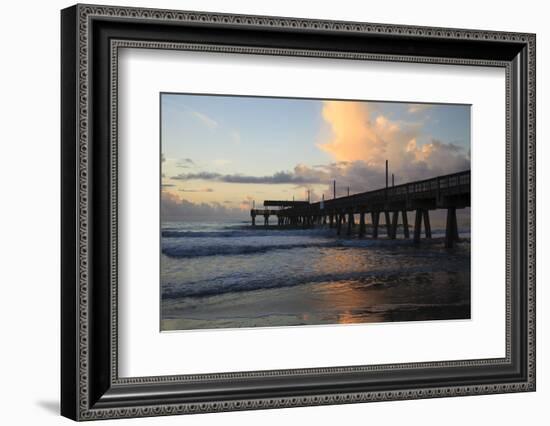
xmin=385 ymin=160 xmax=389 ymax=189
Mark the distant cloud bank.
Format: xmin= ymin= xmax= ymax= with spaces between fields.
xmin=161 ymin=191 xmax=246 ymax=222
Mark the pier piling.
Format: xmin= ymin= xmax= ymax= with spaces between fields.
xmin=445 ymin=207 xmax=459 ymax=248
xmin=372 ymin=212 xmax=379 ymax=239
xmin=413 ymin=209 xmax=422 ymax=243
xmin=347 ymin=211 xmax=354 ymax=236
xmin=402 ymin=211 xmax=410 ymax=238
xmin=423 ymin=210 xmax=432 ymax=238
xmin=250 ymin=170 xmax=469 ymax=247
xmin=359 ymin=210 xmax=366 ymax=237
xmin=337 ymin=213 xmax=343 ymax=236
xmin=391 ymin=211 xmax=399 ymax=239
xmin=384 ymin=211 xmax=391 ymax=238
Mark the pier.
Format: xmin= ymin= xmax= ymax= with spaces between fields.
xmin=250 ymin=170 xmax=470 ymax=248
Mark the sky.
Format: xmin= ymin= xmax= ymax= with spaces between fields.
xmin=161 ymin=93 xmax=470 ymax=222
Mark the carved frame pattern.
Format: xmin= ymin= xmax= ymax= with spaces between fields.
xmin=61 ymin=3 xmax=536 ymax=421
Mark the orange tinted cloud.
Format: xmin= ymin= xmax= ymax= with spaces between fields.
xmin=318 ymin=101 xmax=418 ymax=170
xmin=318 ymin=101 xmax=468 ymax=182
xmin=319 ymin=101 xmax=384 ymax=166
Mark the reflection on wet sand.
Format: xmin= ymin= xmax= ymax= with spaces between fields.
xmin=161 ymin=225 xmax=470 ymax=331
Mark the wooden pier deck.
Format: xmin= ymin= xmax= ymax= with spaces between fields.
xmin=251 ymin=170 xmax=470 ymax=248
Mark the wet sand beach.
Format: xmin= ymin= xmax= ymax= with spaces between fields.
xmin=160 ymin=222 xmax=470 ymax=331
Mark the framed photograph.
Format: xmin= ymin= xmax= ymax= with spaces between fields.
xmin=61 ymin=4 xmax=536 ymax=421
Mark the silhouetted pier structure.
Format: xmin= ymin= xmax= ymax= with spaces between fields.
xmin=250 ymin=170 xmax=470 ymax=248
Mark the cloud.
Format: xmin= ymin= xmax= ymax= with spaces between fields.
xmin=179 ymin=188 xmax=214 ymax=193
xmin=288 ymin=161 xmax=386 ymax=200
xmin=176 ymin=158 xmax=195 ymax=168
xmin=190 ymin=110 xmax=218 ymax=129
xmin=317 ymin=100 xmax=469 ymax=190
xmin=407 ymin=104 xmax=432 ymax=114
xmin=172 ymin=165 xmax=329 ymax=185
xmin=319 ymin=101 xmax=415 ymax=168
xmin=161 ymin=191 xmax=246 ymax=222
xmin=405 ymin=139 xmax=470 ymax=176
xmin=163 ymin=97 xmax=218 ymax=129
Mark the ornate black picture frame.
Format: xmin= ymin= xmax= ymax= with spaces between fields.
xmin=61 ymin=4 xmax=536 ymax=421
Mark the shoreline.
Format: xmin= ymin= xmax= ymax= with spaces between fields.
xmin=160 ymin=221 xmax=471 ymax=331
xmin=234 ymin=223 xmax=471 ymax=246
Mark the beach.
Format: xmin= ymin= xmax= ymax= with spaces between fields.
xmin=160 ymin=221 xmax=471 ymax=331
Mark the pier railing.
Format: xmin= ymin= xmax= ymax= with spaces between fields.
xmin=307 ymin=170 xmax=470 ymax=211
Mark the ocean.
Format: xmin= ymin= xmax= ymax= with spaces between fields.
xmin=160 ymin=221 xmax=471 ymax=331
